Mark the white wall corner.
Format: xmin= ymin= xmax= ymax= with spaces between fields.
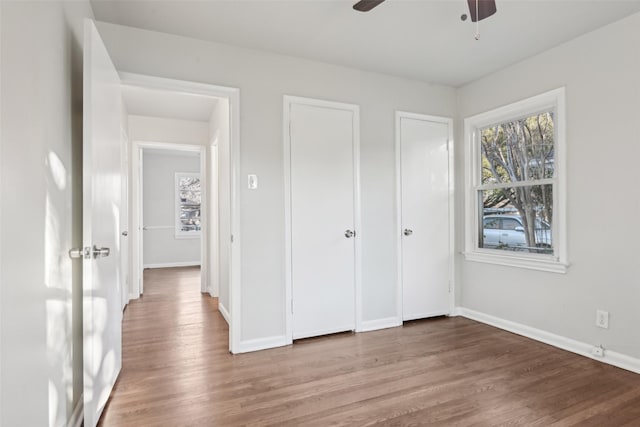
xmin=237 ymin=335 xmax=289 ymax=354
xmin=67 ymin=394 xmax=83 ymax=427
xmin=218 ymin=302 xmax=231 ymax=325
xmin=457 ymin=307 xmax=640 ymax=375
xmin=358 ymin=317 xmax=403 ymax=333
xmin=450 ymin=307 xmax=464 ymax=317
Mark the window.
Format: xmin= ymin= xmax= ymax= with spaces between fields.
xmin=464 ymin=88 xmax=567 ymax=273
xmin=175 ymin=172 xmax=201 ymax=238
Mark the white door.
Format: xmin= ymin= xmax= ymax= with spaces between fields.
xmin=120 ymin=129 xmax=129 ymax=309
xmin=288 ymin=99 xmax=359 ymax=340
xmin=399 ymin=114 xmax=451 ymax=321
xmin=83 ymin=19 xmax=123 ymax=427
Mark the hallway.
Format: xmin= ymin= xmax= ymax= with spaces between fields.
xmin=99 ymin=267 xmax=228 ymax=425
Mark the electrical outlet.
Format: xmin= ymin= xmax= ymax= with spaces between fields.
xmin=591 ymin=345 xmax=605 ymax=358
xmin=596 ymin=310 xmax=609 ymax=329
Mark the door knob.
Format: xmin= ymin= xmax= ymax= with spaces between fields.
xmin=344 ymin=229 xmax=356 ymax=238
xmin=403 ymin=228 xmax=413 ymax=236
xmin=92 ymin=245 xmax=110 ymax=258
xmin=121 ymin=231 xmax=128 ymax=237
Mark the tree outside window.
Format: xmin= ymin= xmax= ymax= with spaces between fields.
xmin=479 ymin=111 xmax=554 ymax=254
xmin=176 ymin=173 xmax=201 ymax=237
xmin=464 ymin=88 xmax=567 ymax=273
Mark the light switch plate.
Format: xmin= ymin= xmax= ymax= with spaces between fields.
xmin=248 ymin=174 xmax=258 ymax=189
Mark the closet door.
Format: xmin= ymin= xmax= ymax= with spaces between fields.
xmin=399 ymin=114 xmax=451 ymax=320
xmin=288 ymin=99 xmax=359 ymax=340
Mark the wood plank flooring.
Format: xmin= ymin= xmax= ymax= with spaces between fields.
xmin=99 ymin=267 xmax=640 ymax=426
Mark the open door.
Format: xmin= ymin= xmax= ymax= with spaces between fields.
xmin=83 ymin=19 xmax=123 ymax=427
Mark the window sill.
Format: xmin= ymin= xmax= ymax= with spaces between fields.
xmin=463 ymin=250 xmax=568 ymax=274
xmin=175 ymin=233 xmax=201 ymax=240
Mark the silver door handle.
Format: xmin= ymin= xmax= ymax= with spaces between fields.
xmin=344 ymin=229 xmax=355 ymax=238
xmin=403 ymin=229 xmax=413 ymax=236
xmin=121 ymin=231 xmax=128 ymax=237
xmin=92 ymin=245 xmax=110 ymax=258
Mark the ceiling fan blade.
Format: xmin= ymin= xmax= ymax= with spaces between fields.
xmin=467 ymin=0 xmax=497 ymax=22
xmin=353 ymin=0 xmax=385 ymax=12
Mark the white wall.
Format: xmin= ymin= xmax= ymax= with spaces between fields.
xmin=209 ymin=101 xmax=231 ymax=316
xmin=143 ymin=151 xmax=201 ymax=267
xmin=128 ymin=115 xmax=210 ymax=145
xmin=97 ymin=21 xmax=457 ymax=344
xmin=455 ymin=13 xmax=640 ymax=359
xmin=0 ymin=1 xmax=94 ymax=425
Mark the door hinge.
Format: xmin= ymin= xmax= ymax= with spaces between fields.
xmin=231 ymin=234 xmax=234 ymax=243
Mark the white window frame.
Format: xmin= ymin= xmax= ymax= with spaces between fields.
xmin=175 ymin=172 xmax=201 ymax=239
xmin=464 ymin=87 xmax=568 ymax=273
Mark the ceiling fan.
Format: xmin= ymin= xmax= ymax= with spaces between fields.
xmin=353 ymin=0 xmax=497 ymax=22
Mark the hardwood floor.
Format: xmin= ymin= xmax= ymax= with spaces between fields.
xmin=99 ymin=267 xmax=640 ymax=426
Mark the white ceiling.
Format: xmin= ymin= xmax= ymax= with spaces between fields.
xmin=121 ymin=84 xmax=219 ymax=121
xmin=93 ymin=0 xmax=640 ymax=87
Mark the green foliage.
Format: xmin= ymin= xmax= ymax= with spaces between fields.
xmin=479 ymin=111 xmax=555 ymax=247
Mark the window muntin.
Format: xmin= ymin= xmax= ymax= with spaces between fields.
xmin=175 ymin=173 xmax=201 ymax=237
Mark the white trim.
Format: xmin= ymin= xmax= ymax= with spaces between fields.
xmin=457 ymin=307 xmax=640 ymax=375
xmin=463 ymin=250 xmax=568 ymax=273
xmin=218 ymin=301 xmax=231 ymax=325
xmin=143 ymin=261 xmax=201 ymax=269
xmin=395 ymin=112 xmax=456 ymax=321
xmin=353 ymin=105 xmax=363 ymax=333
xmin=120 ymin=72 xmax=241 ymax=355
xmin=67 ymin=394 xmax=83 ymax=427
xmin=283 ymin=95 xmax=362 ymax=344
xmin=238 ymin=335 xmax=289 ymax=353
xmin=359 ymin=317 xmax=402 ymax=333
xmin=209 ymin=145 xmax=220 ymax=298
xmin=463 ymin=87 xmax=567 ymax=273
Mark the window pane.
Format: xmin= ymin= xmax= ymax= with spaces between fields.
xmin=479 ymin=184 xmax=553 ymax=254
xmin=180 ymin=205 xmax=201 ymax=232
xmin=177 ymin=174 xmax=201 ymax=234
xmin=481 ymin=112 xmax=555 ymax=185
xmin=179 ymin=177 xmax=201 ymax=205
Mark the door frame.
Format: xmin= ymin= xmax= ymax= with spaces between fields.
xmin=120 ymin=127 xmax=130 ymax=310
xmin=283 ymin=95 xmax=362 ymax=343
xmin=132 ymin=141 xmax=207 ymax=293
xmin=395 ymin=111 xmax=456 ymax=320
xmin=121 ymin=72 xmax=242 ymax=354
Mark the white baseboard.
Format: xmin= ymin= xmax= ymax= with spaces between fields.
xmin=359 ymin=316 xmax=402 ymax=333
xmin=143 ymin=261 xmax=200 ymax=269
xmin=237 ymin=335 xmax=289 ymax=353
xmin=218 ymin=302 xmax=230 ymax=325
xmin=67 ymin=394 xmax=83 ymax=427
xmin=456 ymin=307 xmax=640 ymax=375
